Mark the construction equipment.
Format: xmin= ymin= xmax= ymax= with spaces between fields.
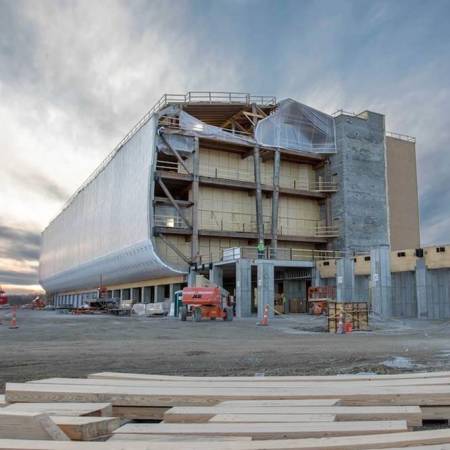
xmin=180 ymin=286 xmax=233 ymax=322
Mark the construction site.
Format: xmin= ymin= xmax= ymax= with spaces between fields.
xmin=2 ymin=91 xmax=450 ymax=448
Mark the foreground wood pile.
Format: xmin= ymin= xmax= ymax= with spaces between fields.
xmin=3 ymin=372 xmax=450 ymax=448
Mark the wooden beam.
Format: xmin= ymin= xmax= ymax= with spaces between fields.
xmin=51 ymin=416 xmax=120 ymax=441
xmin=2 ymin=403 xmax=112 ymax=417
xmin=9 ymin=381 xmax=450 ymax=407
xmin=0 ymin=411 xmax=69 ymax=440
xmin=5 ymin=429 xmax=450 ymax=449
xmin=164 ymin=405 xmax=422 ymax=427
xmin=270 ymin=148 xmax=280 ymax=257
xmin=154 ymin=197 xmax=193 ymax=207
xmin=113 ymin=420 xmax=408 ymax=439
xmin=157 ymin=178 xmax=192 ymax=229
xmin=156 ymin=234 xmax=191 ymax=265
xmin=191 ymin=137 xmax=200 ymax=262
xmin=158 ymin=132 xmax=191 ymax=175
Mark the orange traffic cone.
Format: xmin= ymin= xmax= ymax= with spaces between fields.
xmin=258 ymin=304 xmax=270 ymax=326
xmin=9 ymin=307 xmax=18 ymax=329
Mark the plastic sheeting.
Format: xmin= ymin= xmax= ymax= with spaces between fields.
xmin=39 ymin=116 xmax=184 ymax=293
xmin=178 ymin=111 xmax=255 ymax=146
xmin=255 ymin=99 xmax=336 ymax=153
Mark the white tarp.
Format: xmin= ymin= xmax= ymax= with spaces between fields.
xmin=255 ymin=99 xmax=336 ymax=153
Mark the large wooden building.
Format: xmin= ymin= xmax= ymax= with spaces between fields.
xmin=39 ymin=92 xmax=420 ymax=316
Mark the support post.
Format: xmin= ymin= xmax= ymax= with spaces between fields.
xmin=253 ymin=145 xmax=264 ymax=258
xmin=336 ymin=257 xmax=355 ymax=302
xmin=370 ymin=245 xmax=392 ymax=317
xmin=191 ymin=137 xmax=200 ymax=262
xmin=270 ymin=148 xmax=280 ymax=258
xmin=236 ymin=259 xmax=252 ymax=318
xmin=257 ymin=260 xmax=275 ymax=320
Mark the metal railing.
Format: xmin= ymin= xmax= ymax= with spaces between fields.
xmin=386 ymin=131 xmax=416 ymax=143
xmin=154 ymin=214 xmax=189 ymax=229
xmin=223 ymin=247 xmax=349 ymax=262
xmin=198 ymin=209 xmax=339 ymax=238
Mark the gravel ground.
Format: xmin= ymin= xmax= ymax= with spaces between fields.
xmin=1 ymin=309 xmax=450 ymax=392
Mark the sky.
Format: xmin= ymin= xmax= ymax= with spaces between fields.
xmin=1 ymin=0 xmax=450 ymax=294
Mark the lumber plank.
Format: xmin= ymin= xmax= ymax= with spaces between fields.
xmin=165 ymin=406 xmax=421 ymax=426
xmin=51 ymin=416 xmax=120 ymax=441
xmin=216 ymin=400 xmax=341 ymax=407
xmin=208 ymin=413 xmax=337 ymax=423
xmin=112 ymin=406 xmax=168 ymax=420
xmin=89 ymin=370 xmax=450 ymax=382
xmin=0 ymin=411 xmax=69 ymax=440
xmin=3 ymin=403 xmax=112 ymax=417
xmin=8 ymin=382 xmax=450 ymax=406
xmin=108 ymin=434 xmax=253 ymax=442
xmin=421 ymin=405 xmax=450 ymax=420
xmin=3 ymin=429 xmax=450 ymax=449
xmin=113 ymin=420 xmax=408 ymax=439
xmin=30 ymin=376 xmax=450 ymax=388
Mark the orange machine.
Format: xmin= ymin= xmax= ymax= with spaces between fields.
xmin=307 ymin=286 xmax=336 ymax=315
xmin=180 ymin=287 xmax=233 ymax=322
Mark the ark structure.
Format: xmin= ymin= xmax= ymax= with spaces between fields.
xmin=41 ymin=91 xmax=432 ymax=319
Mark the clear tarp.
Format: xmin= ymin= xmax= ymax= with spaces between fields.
xmin=178 ymin=111 xmax=255 ymax=146
xmin=255 ymin=99 xmax=336 ymax=153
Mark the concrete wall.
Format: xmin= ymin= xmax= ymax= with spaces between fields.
xmin=386 ymin=136 xmax=420 ymax=250
xmin=330 ymin=112 xmax=389 ymax=252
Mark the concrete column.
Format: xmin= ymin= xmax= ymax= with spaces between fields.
xmin=257 ymin=260 xmax=275 ymax=321
xmin=336 ymin=257 xmax=355 ymax=302
xmin=187 ymin=269 xmax=197 ymax=287
xmin=209 ymin=265 xmax=223 ymax=287
xmin=415 ymin=258 xmax=428 ymax=319
xmin=311 ymin=265 xmax=322 ymax=287
xmin=370 ymin=245 xmax=392 ymax=317
xmin=155 ymin=285 xmax=165 ymax=303
xmin=236 ymin=259 xmax=252 ymax=318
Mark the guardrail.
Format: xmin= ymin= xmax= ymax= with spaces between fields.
xmin=154 ymin=214 xmax=189 ymax=229
xmin=223 ymin=247 xmax=351 ymax=262
xmin=386 ymin=131 xmax=416 ymax=143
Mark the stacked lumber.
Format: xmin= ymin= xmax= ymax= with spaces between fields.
xmin=3 ymin=371 xmax=450 ymax=448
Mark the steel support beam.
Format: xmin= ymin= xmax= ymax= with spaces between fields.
xmin=191 ymin=137 xmax=200 ymax=262
xmin=253 ymin=145 xmax=264 ymax=257
xmin=270 ymin=148 xmax=280 ymax=258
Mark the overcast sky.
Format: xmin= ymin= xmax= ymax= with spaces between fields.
xmin=1 ymin=0 xmax=450 ymax=293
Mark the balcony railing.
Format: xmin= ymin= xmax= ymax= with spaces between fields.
xmin=223 ymin=247 xmax=347 ymax=262
xmin=154 ymin=214 xmax=189 ymax=229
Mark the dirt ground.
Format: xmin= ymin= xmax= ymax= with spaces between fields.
xmin=1 ymin=309 xmax=450 ymax=392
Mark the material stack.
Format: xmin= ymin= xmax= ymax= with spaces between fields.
xmin=3 ymin=371 xmax=450 ymax=448
xmin=328 ymin=302 xmax=369 ymax=332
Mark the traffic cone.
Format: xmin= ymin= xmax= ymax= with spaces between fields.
xmin=337 ymin=312 xmax=344 ymax=334
xmin=258 ymin=304 xmax=270 ymax=326
xmin=9 ymin=307 xmax=18 ymax=329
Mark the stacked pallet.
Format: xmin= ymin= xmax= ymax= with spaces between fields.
xmin=328 ymin=302 xmax=369 ymax=332
xmin=3 ymin=372 xmax=450 ymax=448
